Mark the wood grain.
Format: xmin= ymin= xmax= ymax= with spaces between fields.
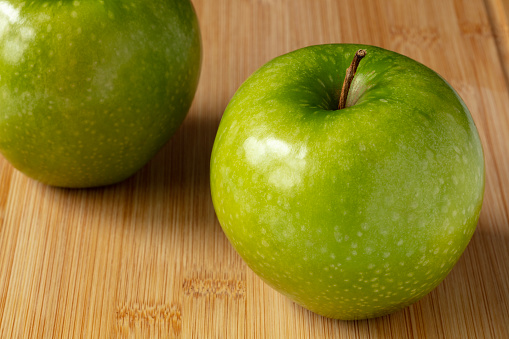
xmin=1 ymin=0 xmax=508 ymax=337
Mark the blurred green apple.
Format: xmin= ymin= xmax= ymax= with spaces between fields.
xmin=0 ymin=0 xmax=201 ymax=187
xmin=210 ymin=44 xmax=485 ymax=319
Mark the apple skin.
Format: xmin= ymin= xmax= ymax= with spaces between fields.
xmin=0 ymin=0 xmax=201 ymax=187
xmin=210 ymin=44 xmax=485 ymax=320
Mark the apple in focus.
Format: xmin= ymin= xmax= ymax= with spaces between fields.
xmin=210 ymin=44 xmax=485 ymax=320
xmin=0 ymin=0 xmax=201 ymax=187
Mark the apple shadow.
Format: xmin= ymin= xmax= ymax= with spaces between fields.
xmin=117 ymin=111 xmax=220 ymax=227
xmin=124 ymin=111 xmax=220 ymax=205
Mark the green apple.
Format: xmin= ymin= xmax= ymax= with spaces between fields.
xmin=210 ymin=44 xmax=484 ymax=320
xmin=0 ymin=0 xmax=201 ymax=187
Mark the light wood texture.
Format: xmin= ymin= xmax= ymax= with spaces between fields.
xmin=1 ymin=0 xmax=508 ymax=337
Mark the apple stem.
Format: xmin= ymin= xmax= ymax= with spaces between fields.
xmin=338 ymin=49 xmax=367 ymax=110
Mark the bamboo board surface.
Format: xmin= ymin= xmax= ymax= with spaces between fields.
xmin=1 ymin=0 xmax=509 ymax=337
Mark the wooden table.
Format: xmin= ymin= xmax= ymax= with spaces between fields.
xmin=1 ymin=0 xmax=508 ymax=337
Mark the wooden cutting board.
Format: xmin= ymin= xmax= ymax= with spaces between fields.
xmin=1 ymin=0 xmax=508 ymax=337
